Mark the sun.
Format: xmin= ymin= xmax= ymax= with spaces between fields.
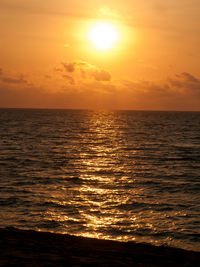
xmin=89 ymin=22 xmax=119 ymax=51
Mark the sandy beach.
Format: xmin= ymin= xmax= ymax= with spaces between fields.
xmin=0 ymin=227 xmax=200 ymax=266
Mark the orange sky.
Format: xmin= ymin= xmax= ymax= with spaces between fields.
xmin=0 ymin=0 xmax=200 ymax=110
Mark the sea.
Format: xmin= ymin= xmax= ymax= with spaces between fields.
xmin=0 ymin=108 xmax=200 ymax=252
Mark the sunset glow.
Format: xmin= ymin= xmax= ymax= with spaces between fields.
xmin=88 ymin=23 xmax=119 ymax=50
xmin=0 ymin=1 xmax=200 ymax=111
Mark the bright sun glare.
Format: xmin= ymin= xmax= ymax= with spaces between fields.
xmin=89 ymin=22 xmax=119 ymax=51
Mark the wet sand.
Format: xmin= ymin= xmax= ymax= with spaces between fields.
xmin=0 ymin=227 xmax=200 ymax=266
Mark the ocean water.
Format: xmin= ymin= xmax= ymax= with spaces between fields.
xmin=0 ymin=108 xmax=200 ymax=251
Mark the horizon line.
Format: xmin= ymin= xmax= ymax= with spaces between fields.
xmin=0 ymin=107 xmax=200 ymax=112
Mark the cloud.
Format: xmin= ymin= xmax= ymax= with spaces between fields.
xmin=168 ymin=72 xmax=200 ymax=92
xmin=62 ymin=74 xmax=75 ymax=85
xmin=181 ymin=72 xmax=199 ymax=83
xmin=0 ymin=75 xmax=27 ymax=84
xmin=63 ymin=62 xmax=76 ymax=73
xmin=117 ymin=74 xmax=200 ymax=111
xmin=92 ymin=70 xmax=111 ymax=81
xmin=62 ymin=61 xmax=111 ymax=82
xmin=0 ymin=65 xmax=199 ymax=111
xmin=122 ymin=72 xmax=200 ymax=97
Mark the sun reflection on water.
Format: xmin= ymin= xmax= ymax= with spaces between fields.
xmin=1 ymin=109 xmax=200 ymax=251
xmin=32 ymin=110 xmax=200 ymax=251
xmin=43 ymin=110 xmax=141 ymax=240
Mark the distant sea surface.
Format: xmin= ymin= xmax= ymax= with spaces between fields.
xmin=0 ymin=109 xmax=200 ymax=251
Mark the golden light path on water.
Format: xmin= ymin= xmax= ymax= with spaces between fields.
xmin=44 ymin=111 xmax=144 ymax=242
xmin=1 ymin=109 xmax=200 ymax=252
xmin=28 ymin=110 xmax=199 ymax=251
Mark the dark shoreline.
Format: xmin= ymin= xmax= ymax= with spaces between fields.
xmin=0 ymin=227 xmax=200 ymax=266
